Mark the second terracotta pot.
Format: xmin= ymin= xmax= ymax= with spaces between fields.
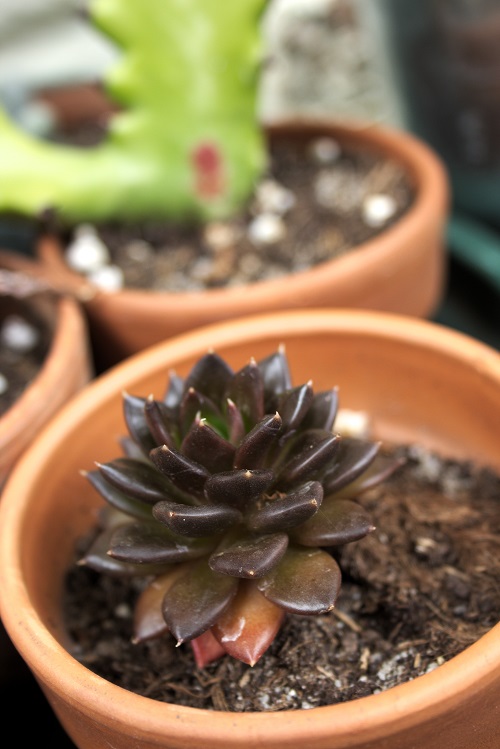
xmin=0 ymin=249 xmax=93 ymax=487
xmin=38 ymin=119 xmax=450 ymax=370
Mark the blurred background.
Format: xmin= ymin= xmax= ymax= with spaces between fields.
xmin=1 ymin=0 xmax=499 ymax=350
xmin=1 ymin=1 xmax=499 ymax=746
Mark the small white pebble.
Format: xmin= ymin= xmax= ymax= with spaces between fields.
xmin=300 ymin=700 xmax=315 ymax=710
xmin=88 ymin=264 xmax=124 ymax=291
xmin=310 ymin=137 xmax=341 ymax=164
xmin=248 ymin=213 xmax=286 ymax=245
xmin=334 ymin=408 xmax=371 ymax=438
xmin=66 ymin=224 xmax=111 ymax=274
xmin=114 ymin=603 xmax=131 ymax=619
xmin=362 ymin=194 xmax=397 ymax=228
xmin=0 ymin=315 xmax=39 ymax=353
xmin=0 ymin=372 xmax=8 ymax=395
xmin=203 ymin=222 xmax=239 ymax=250
xmin=259 ymin=693 xmax=271 ymax=709
xmin=255 ymin=179 xmax=296 ymax=215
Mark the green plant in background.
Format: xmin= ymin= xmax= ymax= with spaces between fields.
xmin=80 ymin=346 xmax=404 ymax=667
xmin=0 ymin=0 xmax=266 ymax=224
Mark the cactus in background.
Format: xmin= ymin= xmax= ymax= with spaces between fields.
xmin=0 ymin=0 xmax=267 ymax=224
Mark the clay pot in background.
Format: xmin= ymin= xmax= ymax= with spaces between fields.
xmin=37 ymin=119 xmax=449 ymax=371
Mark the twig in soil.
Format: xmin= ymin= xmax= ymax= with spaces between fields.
xmin=332 ymin=608 xmax=362 ymax=633
xmin=162 ymin=682 xmax=201 ymax=699
xmin=194 ymin=670 xmax=224 ymax=688
xmin=210 ymin=683 xmax=229 ymax=711
xmin=395 ymin=639 xmax=428 ymax=652
xmin=316 ymin=665 xmax=337 ymax=682
xmin=359 ymin=647 xmax=370 ymax=671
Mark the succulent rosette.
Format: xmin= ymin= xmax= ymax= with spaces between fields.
xmin=81 ymin=347 xmax=403 ymax=666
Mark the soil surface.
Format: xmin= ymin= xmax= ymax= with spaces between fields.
xmin=63 ymin=444 xmax=500 ymax=712
xmin=0 ymin=293 xmax=52 ymax=416
xmin=57 ymin=133 xmax=415 ymax=292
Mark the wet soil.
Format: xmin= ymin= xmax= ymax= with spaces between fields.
xmin=63 ymin=443 xmax=500 ymax=712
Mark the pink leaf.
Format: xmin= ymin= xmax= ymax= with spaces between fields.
xmin=212 ymin=581 xmax=285 ymax=666
xmin=190 ymin=630 xmax=226 ymax=668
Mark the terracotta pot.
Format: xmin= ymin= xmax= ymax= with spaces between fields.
xmin=37 ymin=120 xmax=450 ymax=370
xmin=0 ymin=250 xmax=93 ymax=487
xmin=0 ymin=308 xmax=498 ymax=749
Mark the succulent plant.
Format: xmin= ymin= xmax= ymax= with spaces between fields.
xmin=80 ymin=347 xmax=404 ymax=667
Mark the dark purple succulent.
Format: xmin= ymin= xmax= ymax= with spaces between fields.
xmin=80 ymin=346 xmax=403 ymax=666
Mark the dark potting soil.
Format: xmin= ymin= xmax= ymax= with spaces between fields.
xmin=57 ymin=133 xmax=415 ymax=292
xmin=63 ymin=444 xmax=500 ymax=712
xmin=0 ymin=294 xmax=52 ymax=416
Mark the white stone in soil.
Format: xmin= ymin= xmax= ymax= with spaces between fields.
xmin=0 ymin=315 xmax=39 ymax=353
xmin=203 ymin=222 xmax=239 ymax=250
xmin=248 ymin=213 xmax=286 ymax=245
xmin=87 ymin=264 xmax=124 ymax=291
xmin=255 ymin=179 xmax=296 ymax=215
xmin=362 ymin=194 xmax=397 ymax=228
xmin=310 ymin=137 xmax=341 ymax=164
xmin=0 ymin=372 xmax=8 ymax=395
xmin=65 ymin=224 xmax=111 ymax=274
xmin=334 ymin=408 xmax=371 ymax=438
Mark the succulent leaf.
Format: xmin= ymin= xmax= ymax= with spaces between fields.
xmin=162 ymin=370 xmax=184 ymax=411
xmin=211 ymin=580 xmax=285 ymax=665
xmin=276 ymin=430 xmax=340 ymax=487
xmin=277 ymin=382 xmax=314 ymax=432
xmin=204 ymin=468 xmax=275 ymax=509
xmin=85 ymin=469 xmax=153 ymax=520
xmin=246 ymin=480 xmax=323 ymax=532
xmin=322 ymin=437 xmax=381 ymax=495
xmin=180 ymin=416 xmax=236 ymax=473
xmin=183 ymin=352 xmax=234 ymax=404
xmin=179 ymin=388 xmax=223 ymax=435
xmin=81 ymin=527 xmax=170 ymax=577
xmin=225 ymin=398 xmax=246 ymax=445
xmin=290 ymin=497 xmax=375 ymax=546
xmin=109 ymin=521 xmax=216 ymax=564
xmin=190 ymin=629 xmax=227 ymax=668
xmin=97 ymin=457 xmax=178 ymax=504
xmin=233 ymin=412 xmax=282 ymax=470
xmin=152 ymin=500 xmax=242 ymax=537
xmin=162 ymin=559 xmax=238 ymax=643
xmin=257 ymin=547 xmax=342 ymax=615
xmin=144 ymin=396 xmax=177 ymax=448
xmin=209 ymin=532 xmax=288 ymax=578
xmin=301 ymin=388 xmax=339 ymax=432
xmin=149 ymin=444 xmax=210 ymax=498
xmin=119 ymin=435 xmax=149 ymax=461
xmin=82 ymin=346 xmax=398 ymax=666
xmin=336 ymin=453 xmax=407 ymax=497
xmin=257 ymin=347 xmax=292 ymax=411
xmin=133 ymin=568 xmax=185 ymax=642
xmin=226 ymin=358 xmax=265 ymax=430
xmin=123 ymin=393 xmax=158 ymax=456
